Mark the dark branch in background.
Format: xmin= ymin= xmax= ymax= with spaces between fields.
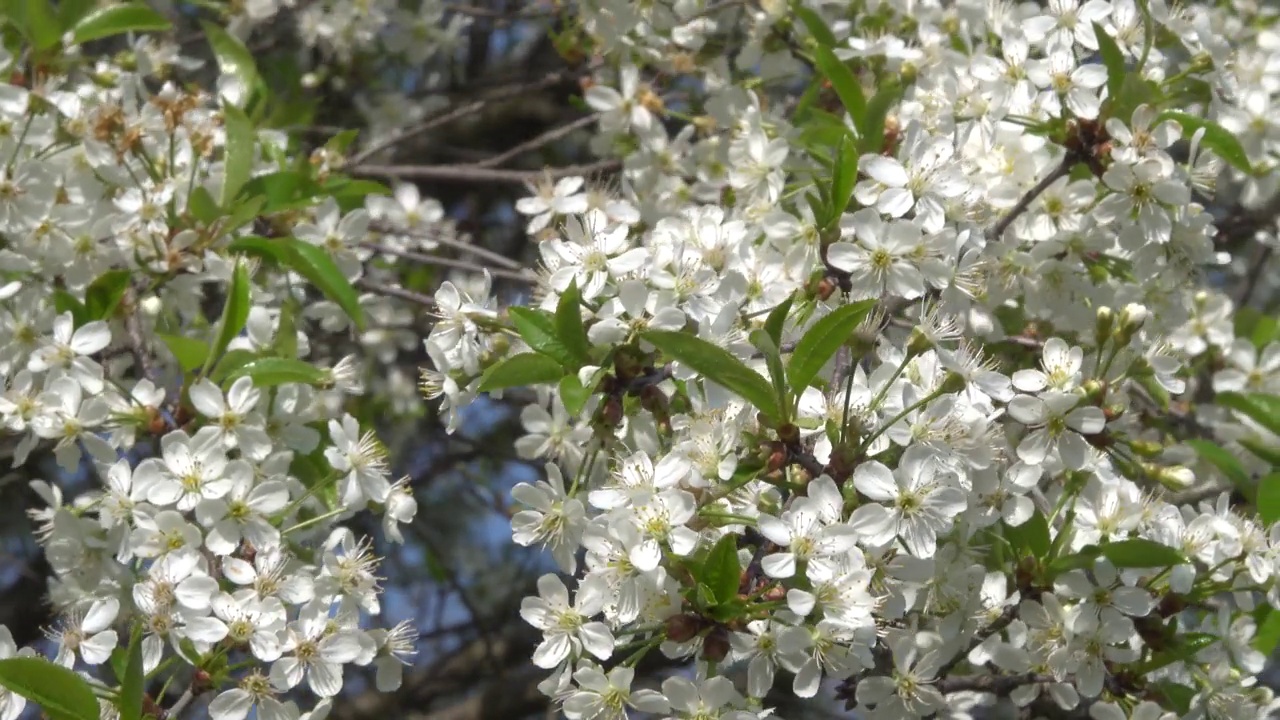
xmin=350 ymin=159 xmax=622 ymax=184
xmin=368 ymin=223 xmax=529 ymax=271
xmin=362 ymin=239 xmax=539 ymax=283
xmin=986 ymin=156 xmax=1076 ymax=242
xmin=475 ymin=113 xmax=598 ymax=169
xmin=356 ymin=279 xmax=437 ymax=307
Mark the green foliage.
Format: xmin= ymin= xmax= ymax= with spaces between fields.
xmin=206 ymin=260 xmax=252 ymax=375
xmin=1186 ymin=439 xmax=1254 ymax=501
xmin=1158 ymin=111 xmax=1252 ymax=173
xmin=0 ymin=657 xmax=100 ymax=720
xmin=555 ymin=280 xmax=592 ymax=370
xmin=224 ymin=358 xmax=328 ymax=388
xmin=1100 ymin=538 xmax=1186 ymax=568
xmin=70 ymin=3 xmax=169 ymax=44
xmin=786 ymin=300 xmax=877 ymax=393
xmin=479 ymin=353 xmax=565 ymax=392
xmin=509 ymin=307 xmax=582 ymax=369
xmin=645 ymin=330 xmax=781 ymax=421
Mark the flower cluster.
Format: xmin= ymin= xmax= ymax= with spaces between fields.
xmin=415 ymin=1 xmax=1280 ymax=719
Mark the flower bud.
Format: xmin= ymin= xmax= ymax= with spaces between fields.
xmin=665 ymin=613 xmax=703 ymax=643
xmin=939 ymin=371 xmax=967 ymax=395
xmin=1128 ymin=439 xmax=1163 ymax=458
xmin=702 ymin=626 xmax=731 ymax=662
xmin=1094 ymin=306 xmax=1114 ymax=347
xmin=1116 ymin=303 xmax=1149 ymax=344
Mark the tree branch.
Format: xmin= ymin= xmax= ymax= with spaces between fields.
xmin=475 ymin=113 xmax=598 ymax=168
xmin=986 ymin=156 xmax=1076 ymax=242
xmin=351 ymin=159 xmax=621 ymax=184
xmin=362 ymin=240 xmax=538 ymax=282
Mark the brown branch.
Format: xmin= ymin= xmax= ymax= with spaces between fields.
xmin=369 ymin=222 xmax=528 ymax=271
xmin=362 ymin=240 xmax=538 ymax=282
xmin=987 ymin=156 xmax=1076 ymax=242
xmin=122 ymin=290 xmax=157 ymax=381
xmin=356 ymin=279 xmax=438 ymax=307
xmin=935 ymin=605 xmax=1018 ymax=679
xmin=475 ymin=113 xmax=598 ymax=168
xmin=934 ymin=672 xmax=1056 ymax=695
xmin=350 ymin=159 xmax=621 ymax=184
xmin=347 ymin=71 xmax=575 ymax=166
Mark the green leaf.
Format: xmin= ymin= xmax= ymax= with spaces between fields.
xmin=70 ymin=3 xmax=170 ymax=44
xmin=56 ymin=0 xmax=97 ymax=28
xmin=1257 ymin=473 xmax=1280 ymax=526
xmin=1254 ymin=608 xmax=1280 ymax=654
xmin=1044 ymin=544 xmax=1102 ymax=579
xmin=859 ymin=80 xmax=904 ymax=155
xmin=221 ymin=103 xmax=255 ymax=206
xmin=201 ymin=20 xmax=259 ymax=93
xmin=274 ymin=298 xmax=299 ymax=359
xmin=793 ymin=5 xmax=836 ymax=47
xmin=12 ymin=0 xmax=62 ymax=51
xmin=478 ymin=353 xmax=565 ymax=392
xmin=700 ymin=534 xmax=742 ymax=606
xmin=224 ymin=358 xmax=326 ymax=387
xmin=1157 ymin=111 xmax=1251 ymax=173
xmin=509 ymin=307 xmax=578 ymax=368
xmin=158 ymin=333 xmax=208 ymax=373
xmin=763 ymin=294 xmax=795 ymax=348
xmin=1100 ymin=538 xmax=1186 ymax=568
xmin=279 ymin=240 xmax=365 ymax=331
xmin=1186 ymin=439 xmax=1254 ymax=501
xmin=1093 ymin=22 xmax=1127 ymax=102
xmin=119 ymin=628 xmax=144 ymax=720
xmin=239 ymin=170 xmax=317 ymax=213
xmin=749 ymin=329 xmax=789 ymax=421
xmin=1003 ymin=511 xmax=1050 ymax=560
xmin=559 ymin=375 xmax=590 ymax=417
xmin=644 ymin=330 xmax=781 ymax=420
xmin=207 ymin=260 xmax=252 ymax=375
xmin=1240 ymin=438 xmax=1280 ymax=467
xmin=554 ymin=279 xmax=591 ymax=369
xmin=52 ymin=290 xmax=87 ymax=326
xmin=812 ymin=47 xmax=865 ymax=132
xmin=187 ymin=185 xmax=220 ymax=224
xmin=1153 ymin=682 xmax=1195 ymax=715
xmin=210 ymin=349 xmax=259 ymax=383
xmin=829 ymin=135 xmax=857 ymax=223
xmin=0 ymin=657 xmax=101 ymax=720
xmin=1218 ymin=391 xmax=1280 ymax=437
xmin=84 ymin=269 xmax=132 ymax=320
xmin=1110 ymin=73 xmax=1163 ymax=128
xmin=787 ymin=300 xmax=877 ymax=392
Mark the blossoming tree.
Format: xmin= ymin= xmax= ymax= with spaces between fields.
xmin=2 ymin=0 xmax=1280 ymax=719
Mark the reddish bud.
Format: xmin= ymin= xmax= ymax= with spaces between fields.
xmin=702 ymin=626 xmax=731 ymax=662
xmin=665 ymin=613 xmax=703 ymax=643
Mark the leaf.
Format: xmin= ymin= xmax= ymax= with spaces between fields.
xmin=700 ymin=534 xmax=742 ymax=606
xmin=274 ymin=298 xmax=299 ymax=359
xmin=207 ymin=260 xmax=252 ymax=375
xmin=829 ymin=135 xmax=857 ymax=223
xmin=1100 ymin=538 xmax=1186 ymax=568
xmin=763 ymin=294 xmax=795 ymax=348
xmin=187 ymin=185 xmax=220 ymax=224
xmin=859 ymin=81 xmax=904 ymax=155
xmin=1254 ymin=608 xmax=1280 ymax=654
xmin=793 ymin=5 xmax=836 ymax=47
xmin=158 ymin=333 xmax=208 ymax=373
xmin=1044 ymin=544 xmax=1102 ymax=579
xmin=559 ymin=375 xmax=590 ymax=417
xmin=1158 ymin=111 xmax=1251 ymax=173
xmin=1257 ymin=473 xmax=1280 ymax=526
xmin=749 ymin=329 xmax=789 ymax=422
xmin=84 ymin=269 xmax=132 ymax=320
xmin=509 ymin=307 xmax=578 ymax=368
xmin=787 ymin=300 xmax=877 ymax=392
xmin=1003 ymin=510 xmax=1050 ymax=560
xmin=210 ymin=349 xmax=259 ymax=383
xmin=478 ymin=353 xmax=565 ymax=392
xmin=1186 ymin=439 xmax=1254 ymax=501
xmin=12 ymin=0 xmax=62 ymax=51
xmin=1241 ymin=438 xmax=1280 ymax=467
xmin=279 ymin=240 xmax=365 ymax=331
xmin=1093 ymin=22 xmax=1127 ymax=102
xmin=70 ymin=3 xmax=170 ymax=44
xmin=0 ymin=657 xmax=101 ymax=720
xmin=644 ymin=330 xmax=781 ymax=420
xmin=239 ymin=170 xmax=317 ymax=213
xmin=813 ymin=47 xmax=865 ymax=131
xmin=1153 ymin=682 xmax=1195 ymax=715
xmin=224 ymin=358 xmax=326 ymax=387
xmin=119 ymin=628 xmax=144 ymax=720
xmin=1110 ymin=73 xmax=1163 ymax=128
xmin=221 ymin=103 xmax=255 ymax=206
xmin=201 ymin=20 xmax=259 ymax=93
xmin=554 ymin=279 xmax=591 ymax=369
xmin=1218 ymin=391 xmax=1280 ymax=437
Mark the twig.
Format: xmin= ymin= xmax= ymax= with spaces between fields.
xmin=356 ymin=279 xmax=437 ymax=307
xmin=369 ymin=222 xmax=527 ymax=271
xmin=476 ymin=114 xmax=598 ymax=168
xmin=1238 ymin=244 xmax=1274 ymax=308
xmin=444 ymin=2 xmax=558 ymax=19
xmin=362 ymin=240 xmax=538 ymax=282
xmin=934 ymin=672 xmax=1056 ymax=695
xmin=167 ymin=687 xmax=197 ymax=720
xmin=986 ymin=156 xmax=1076 ymax=242
xmin=350 ymin=159 xmax=621 ymax=184
xmin=347 ymin=72 xmax=573 ymax=166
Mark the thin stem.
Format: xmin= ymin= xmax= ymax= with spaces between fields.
xmin=355 ymin=279 xmax=437 ymax=307
xmin=476 ymin=114 xmax=598 ymax=168
xmin=369 ymin=222 xmax=527 ymax=270
xmin=986 ymin=156 xmax=1076 ymax=242
xmin=351 ymin=159 xmax=621 ymax=185
xmin=362 ymin=240 xmax=538 ymax=282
